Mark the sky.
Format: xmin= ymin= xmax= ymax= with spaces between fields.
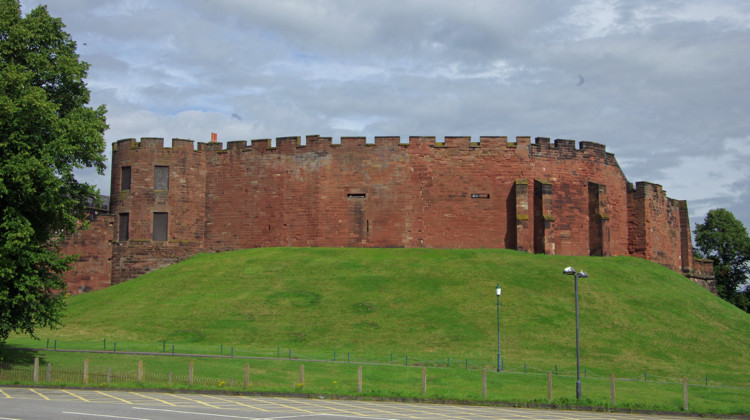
xmin=17 ymin=0 xmax=750 ymax=232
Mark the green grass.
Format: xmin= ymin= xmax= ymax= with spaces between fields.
xmin=3 ymin=248 xmax=750 ymax=413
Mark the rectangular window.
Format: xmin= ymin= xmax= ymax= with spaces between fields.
xmin=347 ymin=193 xmax=366 ymax=198
xmin=121 ymin=166 xmax=131 ymax=191
xmin=471 ymin=193 xmax=490 ymax=199
xmin=118 ymin=213 xmax=129 ymax=241
xmin=154 ymin=166 xmax=169 ymax=190
xmin=153 ymin=212 xmax=168 ymax=241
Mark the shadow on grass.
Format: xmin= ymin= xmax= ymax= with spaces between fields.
xmin=0 ymin=345 xmax=45 ymax=366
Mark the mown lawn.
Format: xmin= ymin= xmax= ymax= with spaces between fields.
xmin=4 ymin=248 xmax=749 ymax=414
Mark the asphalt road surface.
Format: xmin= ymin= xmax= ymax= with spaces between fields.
xmin=0 ymin=388 xmax=699 ymax=420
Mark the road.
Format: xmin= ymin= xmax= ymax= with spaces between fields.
xmin=0 ymin=388 xmax=698 ymax=420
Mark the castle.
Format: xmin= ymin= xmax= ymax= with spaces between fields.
xmin=62 ymin=134 xmax=715 ymax=293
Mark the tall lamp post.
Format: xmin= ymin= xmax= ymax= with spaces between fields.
xmin=495 ymin=284 xmax=502 ymax=372
xmin=563 ymin=266 xmax=588 ymax=400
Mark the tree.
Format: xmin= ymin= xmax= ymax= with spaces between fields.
xmin=694 ymin=208 xmax=750 ymax=312
xmin=0 ymin=0 xmax=107 ymax=343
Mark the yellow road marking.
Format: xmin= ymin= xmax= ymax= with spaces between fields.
xmin=356 ymin=400 xmax=444 ymax=419
xmin=257 ymin=396 xmax=315 ymax=413
xmin=60 ymin=389 xmax=90 ymax=402
xmin=168 ymin=393 xmax=223 ymax=409
xmin=27 ymin=389 xmax=50 ymax=400
xmin=320 ymin=399 xmax=422 ymax=419
xmin=328 ymin=400 xmax=424 ymax=419
xmin=129 ymin=391 xmax=176 ymax=406
xmin=354 ymin=402 xmax=425 ymax=419
xmin=203 ymin=394 xmax=270 ymax=411
xmin=0 ymin=388 xmax=11 ymax=398
xmin=95 ymin=390 xmax=133 ymax=404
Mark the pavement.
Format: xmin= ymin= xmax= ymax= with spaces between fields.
xmin=0 ymin=387 xmax=705 ymax=420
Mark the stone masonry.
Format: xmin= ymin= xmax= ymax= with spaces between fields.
xmin=61 ymin=135 xmax=715 ymax=293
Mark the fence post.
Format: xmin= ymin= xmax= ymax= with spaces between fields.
xmin=169 ymin=372 xmax=173 ymax=384
xmin=33 ymin=357 xmax=39 ymax=383
xmin=107 ymin=367 xmax=111 ymax=385
xmin=610 ymin=373 xmax=615 ymax=406
xmin=83 ymin=359 xmax=89 ymax=385
xmin=357 ymin=365 xmax=362 ymax=394
xmin=422 ymin=367 xmax=427 ymax=395
xmin=189 ymin=361 xmax=194 ymax=385
xmin=683 ymin=376 xmax=688 ymax=411
xmin=482 ymin=369 xmax=487 ymax=398
xmin=138 ymin=360 xmax=143 ymax=383
xmin=245 ymin=363 xmax=249 ymax=388
xmin=46 ymin=363 xmax=51 ymax=383
xmin=547 ymin=372 xmax=552 ymax=401
xmin=299 ymin=364 xmax=304 ymax=385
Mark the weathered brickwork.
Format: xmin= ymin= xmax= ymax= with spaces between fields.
xmin=60 ymin=134 xmax=715 ymax=294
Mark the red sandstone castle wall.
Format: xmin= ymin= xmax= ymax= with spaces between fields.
xmin=60 ymin=211 xmax=114 ymax=293
xmin=58 ymin=134 xmax=699 ymax=291
xmin=200 ymin=135 xmax=630 ymax=256
xmin=627 ymin=182 xmax=688 ymax=272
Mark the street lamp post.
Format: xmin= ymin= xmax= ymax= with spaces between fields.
xmin=563 ymin=266 xmax=588 ymax=400
xmin=496 ymin=284 xmax=502 ymax=372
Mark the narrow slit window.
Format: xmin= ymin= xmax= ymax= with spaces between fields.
xmin=153 ymin=212 xmax=168 ymax=241
xmin=121 ymin=166 xmax=131 ymax=191
xmin=347 ymin=193 xmax=366 ymax=198
xmin=118 ymin=213 xmax=129 ymax=241
xmin=471 ymin=193 xmax=490 ymax=199
xmin=154 ymin=166 xmax=169 ymax=190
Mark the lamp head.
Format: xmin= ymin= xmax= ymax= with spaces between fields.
xmin=496 ymin=284 xmax=502 ymax=296
xmin=563 ymin=266 xmax=576 ymax=275
xmin=578 ymin=271 xmax=589 ymax=278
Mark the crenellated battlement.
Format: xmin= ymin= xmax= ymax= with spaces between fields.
xmin=113 ymin=134 xmax=615 ymax=163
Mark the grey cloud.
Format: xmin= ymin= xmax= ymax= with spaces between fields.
xmin=18 ymin=0 xmax=750 ymax=230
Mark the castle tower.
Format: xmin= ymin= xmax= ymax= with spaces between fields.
xmin=109 ymin=137 xmax=207 ymax=284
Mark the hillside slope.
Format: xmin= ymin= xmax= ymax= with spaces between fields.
xmin=26 ymin=248 xmax=750 ymax=384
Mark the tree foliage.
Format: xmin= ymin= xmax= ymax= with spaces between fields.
xmin=0 ymin=0 xmax=107 ymax=342
xmin=694 ymin=208 xmax=750 ymax=312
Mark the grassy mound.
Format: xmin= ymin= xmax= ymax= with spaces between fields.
xmin=11 ymin=248 xmax=750 ymax=385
